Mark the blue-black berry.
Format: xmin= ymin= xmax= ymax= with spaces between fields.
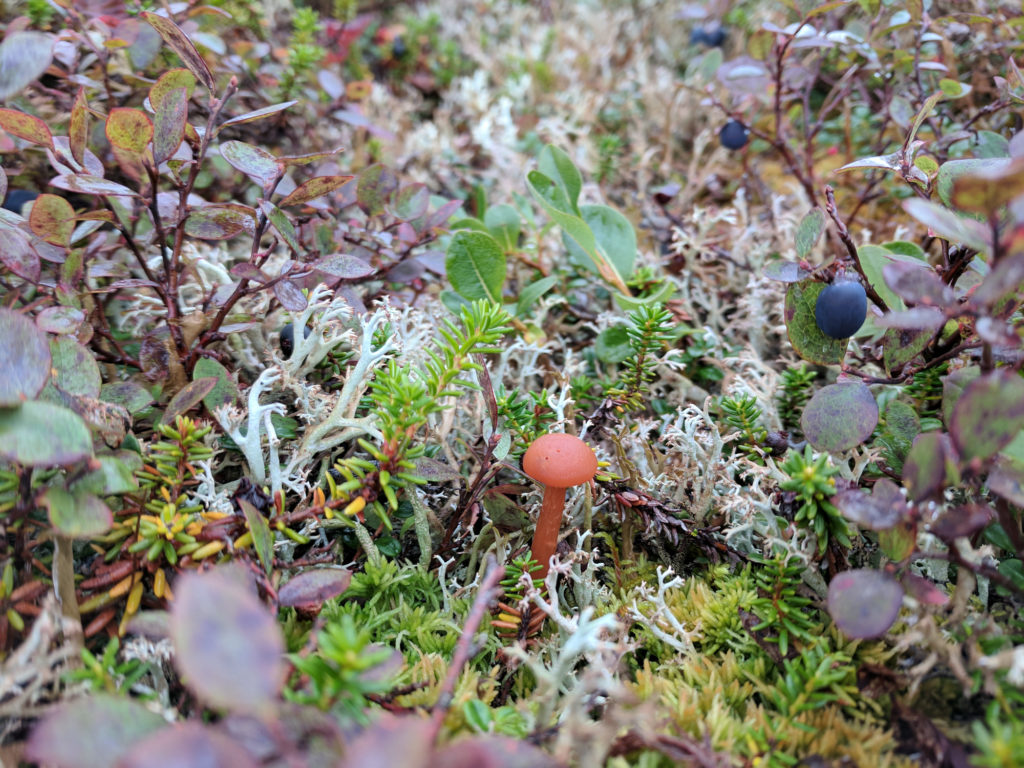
xmin=2 ymin=189 xmax=38 ymax=215
xmin=719 ymin=120 xmax=748 ymax=150
xmin=690 ymin=26 xmax=726 ymax=47
xmin=280 ymin=323 xmax=312 ymax=358
xmin=814 ymin=280 xmax=867 ymax=339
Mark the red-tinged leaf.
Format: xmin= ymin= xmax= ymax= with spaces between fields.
xmin=930 ymin=503 xmax=993 ymax=541
xmin=903 ymin=432 xmax=958 ymax=502
xmin=50 ymin=174 xmax=137 ymax=197
xmin=69 ymin=88 xmax=89 ymax=167
xmin=950 ymin=370 xmax=1024 ymax=464
xmin=141 ymin=12 xmax=215 ymax=91
xmin=425 ymin=199 xmax=463 ymax=230
xmin=51 ymin=137 xmax=105 ymax=177
xmin=220 ymin=140 xmax=280 ymax=190
xmin=313 ymin=253 xmax=375 ymax=279
xmin=273 ymin=279 xmax=307 ymax=312
xmin=161 ymin=377 xmax=217 ymax=424
xmin=900 ymin=572 xmax=949 ymax=607
xmin=28 ymin=193 xmax=75 ymax=247
xmin=834 ymin=478 xmax=909 ymax=531
xmin=170 ymin=567 xmax=285 ymax=716
xmin=882 ymin=261 xmax=954 ymax=306
xmin=26 ymin=695 xmax=166 ymax=768
xmin=279 ymin=175 xmax=353 ymax=207
xmin=219 ymin=101 xmax=297 ymax=130
xmin=139 ymin=333 xmax=170 ymax=381
xmin=153 ymin=87 xmax=187 ymax=165
xmin=0 ymin=308 xmax=50 ymax=405
xmin=230 ymin=263 xmax=270 ymax=283
xmin=0 ymin=107 xmax=53 ymax=149
xmin=875 ymin=307 xmax=946 ymax=332
xmin=148 ymin=68 xmax=195 ymax=109
xmin=0 ymin=227 xmax=41 ymax=282
xmin=259 ymin=201 xmax=300 ymax=252
xmin=356 ymin=163 xmax=398 ymax=217
xmin=0 ymin=31 xmax=54 ymax=100
xmin=185 ymin=204 xmax=254 ymax=240
xmin=106 ymin=108 xmax=153 ymax=155
xmin=278 ymin=568 xmax=352 ymax=608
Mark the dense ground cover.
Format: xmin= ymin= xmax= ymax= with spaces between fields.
xmin=1 ymin=0 xmax=1024 ymax=765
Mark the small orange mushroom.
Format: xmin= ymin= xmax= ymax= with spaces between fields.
xmin=522 ymin=432 xmax=598 ymax=580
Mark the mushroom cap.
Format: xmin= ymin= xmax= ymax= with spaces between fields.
xmin=522 ymin=433 xmax=598 ymax=488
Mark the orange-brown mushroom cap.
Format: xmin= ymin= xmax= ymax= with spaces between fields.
xmin=522 ymin=433 xmax=598 ymax=489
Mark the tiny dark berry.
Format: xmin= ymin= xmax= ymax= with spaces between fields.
xmin=814 ymin=280 xmax=867 ymax=340
xmin=280 ymin=323 xmax=312 ymax=358
xmin=2 ymin=189 xmax=38 ymax=215
xmin=699 ymin=26 xmax=726 ymax=47
xmin=392 ymin=36 xmax=407 ymax=59
xmin=719 ymin=120 xmax=748 ymax=150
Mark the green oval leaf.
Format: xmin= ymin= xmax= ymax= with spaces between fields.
xmin=152 ymin=87 xmax=188 ymax=165
xmin=356 ymin=164 xmax=398 ymax=217
xmin=0 ymin=401 xmax=92 ymax=466
xmin=149 ymin=68 xmax=196 ymax=110
xmin=484 ymin=203 xmax=521 ymax=251
xmin=28 ymin=194 xmax=74 ymax=247
xmin=49 ymin=336 xmax=102 ymax=398
xmin=106 ymin=108 xmax=153 ymax=155
xmin=445 ymin=231 xmax=506 ymax=304
xmin=259 ymin=201 xmax=300 ymax=253
xmin=184 ymin=204 xmax=254 ymax=240
xmin=795 ymin=207 xmax=826 ymax=260
xmin=903 ymin=432 xmax=959 ymax=502
xmin=783 ymin=281 xmax=847 ymax=365
xmin=41 ymin=487 xmax=112 ymax=538
xmin=0 ymin=309 xmax=51 ymax=406
xmin=801 ymin=382 xmax=879 ymax=453
xmin=313 ymin=253 xmax=375 ymax=279
xmin=564 ymin=204 xmax=636 ymax=282
xmin=171 ymin=567 xmax=285 ymax=716
xmin=387 ymin=183 xmax=429 ymax=221
xmin=239 ymin=498 xmax=274 ymax=575
xmin=537 ymin=144 xmax=582 ymax=214
xmin=161 ymin=377 xmax=217 ymax=424
xmin=220 ymin=140 xmax=280 ymax=190
xmin=193 ymin=357 xmax=239 ymax=412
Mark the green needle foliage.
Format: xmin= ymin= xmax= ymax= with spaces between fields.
xmin=605 ymin=304 xmax=675 ymax=413
xmin=750 ymin=554 xmax=819 ymax=657
xmin=778 ymin=446 xmax=851 ymax=554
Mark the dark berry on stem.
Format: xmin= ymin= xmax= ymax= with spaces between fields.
xmin=280 ymin=323 xmax=312 ymax=358
xmin=814 ymin=281 xmax=867 ymax=339
xmin=719 ymin=120 xmax=748 ymax=150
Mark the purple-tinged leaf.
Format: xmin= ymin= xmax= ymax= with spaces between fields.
xmin=424 ymin=198 xmax=463 ymax=230
xmin=0 ymin=226 xmax=40 ymax=282
xmin=171 ymin=567 xmax=285 ymax=716
xmin=941 ymin=366 xmax=979 ymax=427
xmin=26 ymin=694 xmax=166 ymax=768
xmin=903 ymin=432 xmax=958 ymax=502
xmin=0 ymin=401 xmax=92 ymax=466
xmin=432 ymin=736 xmax=562 ymax=768
xmin=50 ymin=174 xmax=137 ymax=197
xmin=989 ymin=457 xmax=1024 ymax=507
xmin=279 ymin=175 xmax=354 ymax=207
xmin=273 ymin=279 xmax=307 ymax=312
xmin=0 ymin=31 xmax=54 ymax=100
xmin=100 ymin=380 xmax=154 ymax=414
xmin=0 ymin=308 xmax=50 ymax=405
xmin=882 ymin=261 xmax=954 ymax=306
xmin=651 ymin=182 xmax=681 ymax=204
xmin=142 ymin=12 xmax=215 ymax=90
xmin=28 ymin=193 xmax=75 ymax=247
xmin=118 ymin=723 xmax=258 ymax=768
xmin=49 ymin=336 xmax=101 ymax=397
xmin=219 ymin=101 xmax=297 ymax=129
xmin=230 ymin=263 xmax=270 ymax=283
xmin=69 ymin=87 xmax=89 ymax=166
xmin=220 ymin=140 xmax=280 ymax=190
xmin=950 ymin=156 xmax=1024 ymax=216
xmin=882 ymin=327 xmax=933 ymax=377
xmin=972 ymin=252 xmax=1024 ymax=310
xmin=313 ymin=253 xmax=375 ymax=279
xmin=828 ymin=569 xmax=903 ymax=639
xmin=930 ymin=503 xmax=993 ymax=541
xmin=834 ymin=478 xmax=909 ymax=531
xmin=0 ymin=107 xmax=53 ymax=149
xmin=149 ymin=68 xmax=196 ymax=110
xmin=900 ymin=572 xmax=949 ymax=607
xmin=950 ymin=370 xmax=1024 ymax=464
xmin=161 ymin=377 xmax=217 ymax=424
xmin=875 ymin=307 xmax=945 ymax=332
xmin=277 ymin=146 xmax=345 ymax=166
xmin=903 ymin=198 xmax=990 ymax=253
xmin=278 ymin=568 xmax=352 ymax=608
xmin=801 ymin=382 xmax=878 ymax=453
xmin=356 ymin=164 xmax=398 ymax=217
xmin=153 ymin=86 xmax=188 ymax=165
xmin=41 ymin=487 xmax=112 ymax=538
xmin=139 ymin=332 xmax=170 ymax=381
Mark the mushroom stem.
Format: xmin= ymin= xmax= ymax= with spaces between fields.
xmin=530 ymin=485 xmax=567 ymax=579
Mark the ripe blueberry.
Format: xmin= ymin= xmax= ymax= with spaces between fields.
xmin=719 ymin=120 xmax=748 ymax=150
xmin=2 ymin=189 xmax=38 ymax=215
xmin=690 ymin=26 xmax=726 ymax=47
xmin=814 ymin=280 xmax=867 ymax=339
xmin=280 ymin=323 xmax=312 ymax=358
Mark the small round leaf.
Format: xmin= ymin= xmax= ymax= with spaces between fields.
xmin=0 ymin=401 xmax=93 ymax=466
xmin=801 ymin=382 xmax=879 ymax=453
xmin=0 ymin=308 xmax=50 ymax=406
xmin=784 ymin=281 xmax=847 ymax=365
xmin=828 ymin=569 xmax=904 ymax=639
xmin=950 ymin=370 xmax=1024 ymax=464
